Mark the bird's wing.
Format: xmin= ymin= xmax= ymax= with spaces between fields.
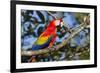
xmin=32 ymin=34 xmax=53 ymax=50
xmin=34 ymin=34 xmax=52 ymax=45
xmin=32 ymin=27 xmax=56 ymax=50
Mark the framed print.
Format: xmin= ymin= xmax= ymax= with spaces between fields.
xmin=10 ymin=1 xmax=97 ymax=72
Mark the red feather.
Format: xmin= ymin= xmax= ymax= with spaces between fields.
xmin=40 ymin=20 xmax=57 ymax=47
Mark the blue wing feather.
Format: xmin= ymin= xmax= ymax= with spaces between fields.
xmin=32 ymin=36 xmax=52 ymax=50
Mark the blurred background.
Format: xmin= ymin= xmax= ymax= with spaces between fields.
xmin=21 ymin=10 xmax=90 ymax=63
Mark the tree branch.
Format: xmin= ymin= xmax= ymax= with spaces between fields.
xmin=21 ymin=17 xmax=90 ymax=56
xmin=47 ymin=11 xmax=58 ymax=19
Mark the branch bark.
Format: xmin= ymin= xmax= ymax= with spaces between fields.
xmin=21 ymin=21 xmax=89 ymax=56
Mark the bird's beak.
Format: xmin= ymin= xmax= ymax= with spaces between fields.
xmin=60 ymin=21 xmax=66 ymax=33
xmin=61 ymin=21 xmax=64 ymax=27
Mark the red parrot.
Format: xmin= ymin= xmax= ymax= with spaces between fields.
xmin=32 ymin=19 xmax=64 ymax=51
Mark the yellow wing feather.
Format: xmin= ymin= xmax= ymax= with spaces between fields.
xmin=34 ymin=35 xmax=51 ymax=45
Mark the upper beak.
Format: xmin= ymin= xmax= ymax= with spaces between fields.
xmin=61 ymin=21 xmax=64 ymax=27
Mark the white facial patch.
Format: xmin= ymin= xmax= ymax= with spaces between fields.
xmin=55 ymin=20 xmax=60 ymax=26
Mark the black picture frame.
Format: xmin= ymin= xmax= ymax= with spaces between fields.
xmin=10 ymin=1 xmax=97 ymax=73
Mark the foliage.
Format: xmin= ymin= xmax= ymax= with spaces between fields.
xmin=21 ymin=10 xmax=90 ymax=63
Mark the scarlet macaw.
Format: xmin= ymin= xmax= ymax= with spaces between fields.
xmin=32 ymin=19 xmax=64 ymax=50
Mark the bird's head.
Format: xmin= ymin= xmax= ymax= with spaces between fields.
xmin=54 ymin=19 xmax=64 ymax=27
xmin=52 ymin=19 xmax=64 ymax=32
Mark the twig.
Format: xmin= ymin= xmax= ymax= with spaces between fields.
xmin=47 ymin=11 xmax=57 ymax=19
xmin=21 ymin=14 xmax=90 ymax=56
xmin=21 ymin=24 xmax=89 ymax=56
